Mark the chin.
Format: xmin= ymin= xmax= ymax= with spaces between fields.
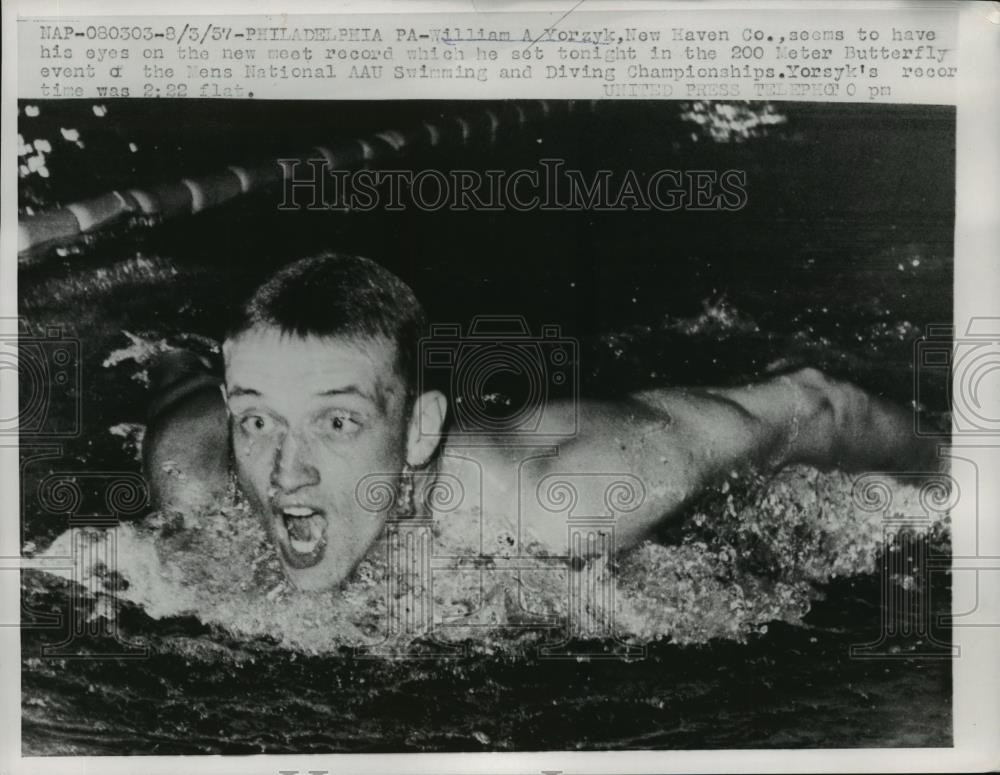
xmin=281 ymin=560 xmax=345 ymax=592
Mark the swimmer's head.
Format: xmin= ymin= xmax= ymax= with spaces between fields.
xmin=222 ymin=253 xmax=446 ymax=592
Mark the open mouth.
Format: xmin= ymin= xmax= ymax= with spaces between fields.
xmin=274 ymin=505 xmax=328 ymax=568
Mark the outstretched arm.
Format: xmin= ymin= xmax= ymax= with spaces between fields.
xmin=705 ymin=366 xmax=942 ymax=474
xmin=519 ymin=367 xmax=941 ymax=553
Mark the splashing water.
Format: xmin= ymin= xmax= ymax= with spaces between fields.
xmin=679 ymin=101 xmax=787 ymax=143
xmin=39 ymin=463 xmax=949 ymax=656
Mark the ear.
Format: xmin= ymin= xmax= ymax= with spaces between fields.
xmin=405 ymin=390 xmax=447 ymax=467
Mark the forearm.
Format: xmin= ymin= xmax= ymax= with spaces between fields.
xmin=714 ymin=367 xmax=943 ymax=473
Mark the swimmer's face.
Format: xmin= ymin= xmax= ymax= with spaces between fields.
xmin=223 ymin=326 xmax=444 ymax=592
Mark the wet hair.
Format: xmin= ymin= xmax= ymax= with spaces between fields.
xmin=226 ymin=252 xmax=426 ymax=404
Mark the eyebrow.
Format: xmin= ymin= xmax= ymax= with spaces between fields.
xmin=317 ymin=385 xmax=376 ymax=404
xmin=227 ymin=386 xmax=261 ymax=398
xmin=226 ymin=385 xmax=376 ymax=404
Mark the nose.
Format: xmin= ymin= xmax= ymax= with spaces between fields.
xmin=270 ymin=431 xmax=320 ymax=493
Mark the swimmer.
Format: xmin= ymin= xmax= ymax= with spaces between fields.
xmin=144 ymin=252 xmax=943 ymax=592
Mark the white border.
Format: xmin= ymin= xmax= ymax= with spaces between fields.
xmin=951 ymin=0 xmax=1000 ymax=769
xmin=3 ymin=1 xmax=999 ymax=773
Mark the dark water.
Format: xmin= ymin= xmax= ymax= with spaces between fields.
xmin=19 ymin=100 xmax=954 ymax=753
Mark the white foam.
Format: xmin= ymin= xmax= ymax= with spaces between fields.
xmin=35 ymin=466 xmax=950 ymax=656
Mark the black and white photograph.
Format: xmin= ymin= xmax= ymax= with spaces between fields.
xmin=6 ymin=3 xmax=1000 ymax=771
xmin=15 ymin=95 xmax=958 ymax=754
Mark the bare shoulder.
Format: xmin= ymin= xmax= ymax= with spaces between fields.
xmin=433 ymin=396 xmax=687 ymax=552
xmin=143 ymin=381 xmax=230 ymax=514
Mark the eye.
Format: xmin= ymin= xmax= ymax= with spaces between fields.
xmin=238 ymin=413 xmax=274 ymax=436
xmin=320 ymin=410 xmax=361 ymax=436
